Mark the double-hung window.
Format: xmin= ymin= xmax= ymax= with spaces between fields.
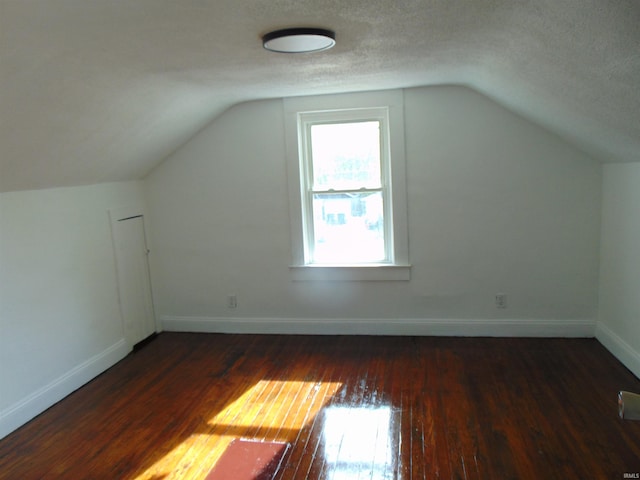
xmin=301 ymin=109 xmax=389 ymax=264
xmin=285 ymin=91 xmax=410 ymax=281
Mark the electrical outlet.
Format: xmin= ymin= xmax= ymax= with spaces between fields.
xmin=227 ymin=294 xmax=237 ymax=309
xmin=495 ymin=293 xmax=507 ymax=309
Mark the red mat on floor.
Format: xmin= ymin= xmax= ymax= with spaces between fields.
xmin=205 ymin=439 xmax=290 ymax=480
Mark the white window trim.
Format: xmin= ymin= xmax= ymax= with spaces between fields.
xmin=284 ymin=90 xmax=410 ymax=281
xmin=299 ymin=107 xmax=391 ymax=265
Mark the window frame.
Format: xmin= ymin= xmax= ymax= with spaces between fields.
xmin=284 ymin=90 xmax=410 ymax=281
xmin=300 ymin=110 xmax=391 ymax=265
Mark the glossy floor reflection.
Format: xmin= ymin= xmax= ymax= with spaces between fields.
xmin=321 ymin=406 xmax=394 ymax=479
xmin=2 ymin=334 xmax=640 ymax=479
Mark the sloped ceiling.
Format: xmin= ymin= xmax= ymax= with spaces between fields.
xmin=1 ymin=0 xmax=639 ymax=192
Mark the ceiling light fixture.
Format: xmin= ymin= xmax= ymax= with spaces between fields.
xmin=262 ymin=28 xmax=336 ymax=53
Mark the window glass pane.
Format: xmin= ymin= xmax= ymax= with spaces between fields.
xmin=312 ymin=191 xmax=385 ymax=263
xmin=310 ymin=121 xmax=381 ymax=190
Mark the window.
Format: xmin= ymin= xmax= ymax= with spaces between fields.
xmin=301 ymin=112 xmax=388 ymax=264
xmin=285 ymin=91 xmax=410 ymax=281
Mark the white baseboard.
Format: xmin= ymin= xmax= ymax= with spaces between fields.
xmin=161 ymin=315 xmax=596 ymax=338
xmin=0 ymin=339 xmax=130 ymax=440
xmin=595 ymin=322 xmax=640 ymax=379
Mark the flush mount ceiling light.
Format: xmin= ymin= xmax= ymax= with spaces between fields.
xmin=262 ymin=28 xmax=336 ymax=53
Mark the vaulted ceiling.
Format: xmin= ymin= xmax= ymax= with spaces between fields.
xmin=1 ymin=0 xmax=639 ymax=193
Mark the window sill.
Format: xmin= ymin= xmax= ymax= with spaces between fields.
xmin=289 ymin=264 xmax=411 ymax=282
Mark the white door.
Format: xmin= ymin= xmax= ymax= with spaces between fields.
xmin=112 ymin=215 xmax=156 ymax=347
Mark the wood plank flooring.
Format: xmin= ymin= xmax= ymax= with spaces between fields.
xmin=1 ymin=333 xmax=640 ymax=479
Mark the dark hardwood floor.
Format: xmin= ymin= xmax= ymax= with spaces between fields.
xmin=1 ymin=333 xmax=640 ymax=479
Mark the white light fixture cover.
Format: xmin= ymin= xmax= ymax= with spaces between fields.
xmin=263 ymin=28 xmax=336 ymax=53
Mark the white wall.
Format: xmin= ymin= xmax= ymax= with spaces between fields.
xmin=0 ymin=181 xmax=146 ymax=438
xmin=145 ymin=86 xmax=602 ymax=336
xmin=0 ymin=87 xmax=609 ymax=438
xmin=597 ymin=163 xmax=640 ymax=378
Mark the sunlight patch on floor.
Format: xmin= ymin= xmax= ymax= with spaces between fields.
xmin=133 ymin=379 xmax=343 ymax=480
xmin=322 ymin=406 xmax=394 ymax=480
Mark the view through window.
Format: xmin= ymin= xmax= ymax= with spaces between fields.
xmin=300 ymin=111 xmax=391 ymax=264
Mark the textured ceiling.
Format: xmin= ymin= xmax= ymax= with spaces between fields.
xmin=1 ymin=0 xmax=639 ymax=192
